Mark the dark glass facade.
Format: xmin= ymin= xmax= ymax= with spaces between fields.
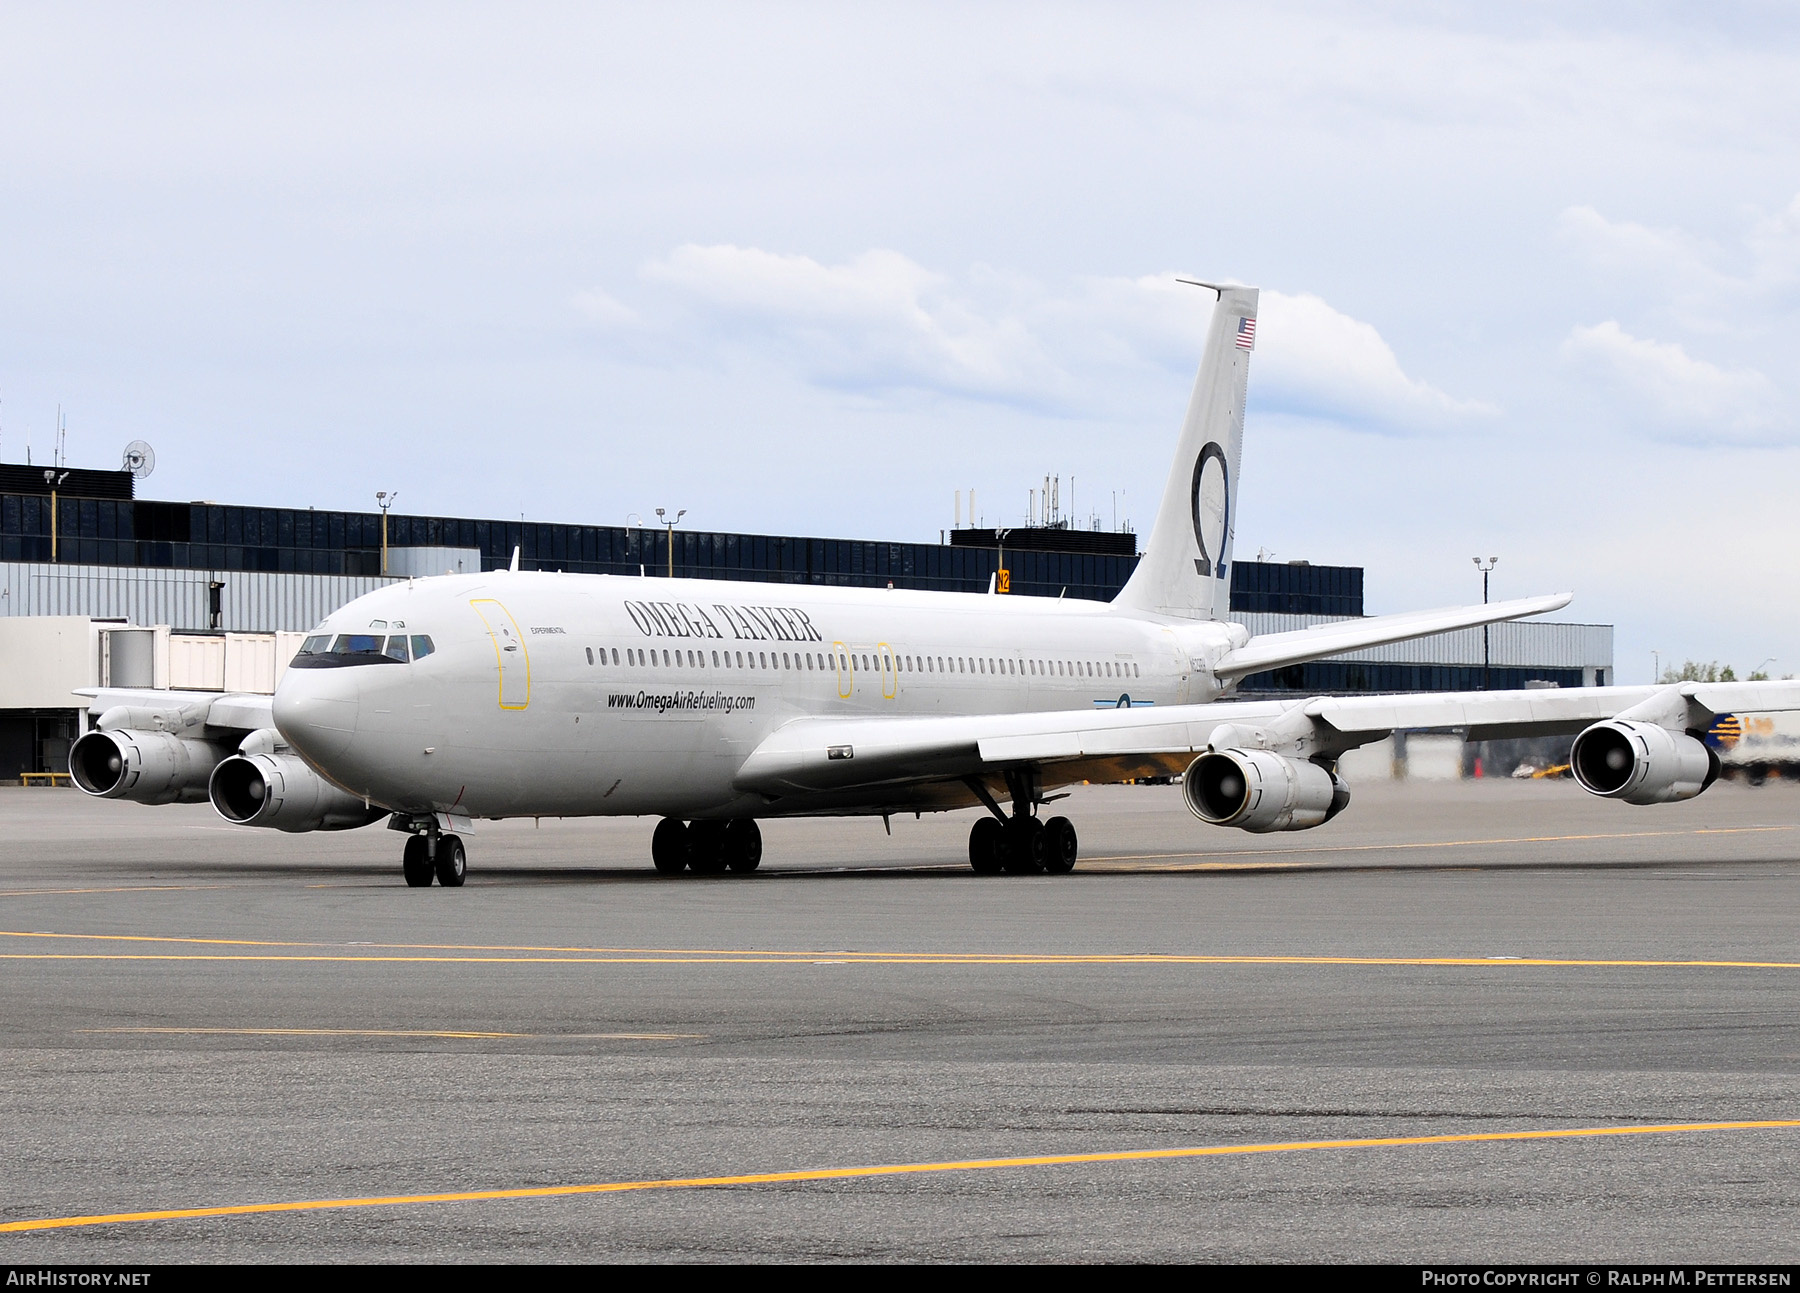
xmin=1228 ymin=561 xmax=1363 ymax=617
xmin=1240 ymin=662 xmax=1585 ymax=694
xmin=1 ymin=493 xmax=1374 ymax=618
xmin=0 ymin=495 xmax=1139 ymax=600
xmin=3 ymin=489 xmax=1375 ymax=623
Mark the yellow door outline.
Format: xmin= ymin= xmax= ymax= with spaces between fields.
xmin=877 ymin=642 xmax=898 ymax=699
xmin=833 ymin=641 xmax=852 ymax=699
xmin=470 ymin=598 xmax=531 ymax=710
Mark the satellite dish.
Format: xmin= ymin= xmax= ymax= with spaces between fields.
xmin=121 ymin=440 xmax=156 ymax=478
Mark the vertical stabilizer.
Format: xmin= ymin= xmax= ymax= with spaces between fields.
xmin=1114 ymin=283 xmax=1258 ymax=620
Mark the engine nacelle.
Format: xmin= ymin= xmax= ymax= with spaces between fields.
xmin=209 ymin=753 xmax=387 ymax=832
xmin=1570 ymin=719 xmax=1719 ymax=805
xmin=68 ymin=728 xmax=229 ymax=805
xmin=1183 ymin=749 xmax=1350 ymax=833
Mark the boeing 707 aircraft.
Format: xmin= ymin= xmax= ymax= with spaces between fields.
xmin=67 ymin=284 xmax=1800 ymax=884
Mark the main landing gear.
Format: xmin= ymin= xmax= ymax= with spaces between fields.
xmin=965 ymin=770 xmax=1078 ymax=876
xmin=400 ymin=825 xmax=466 ymax=888
xmin=651 ymin=818 xmax=763 ymax=876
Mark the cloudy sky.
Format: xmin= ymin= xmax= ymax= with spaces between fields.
xmin=4 ymin=3 xmax=1798 ymax=680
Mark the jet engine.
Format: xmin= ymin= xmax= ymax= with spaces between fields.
xmin=68 ymin=727 xmax=229 ymax=805
xmin=1569 ymin=719 xmax=1718 ymax=805
xmin=209 ymin=752 xmax=387 ymax=832
xmin=1182 ymin=748 xmax=1351 ymax=833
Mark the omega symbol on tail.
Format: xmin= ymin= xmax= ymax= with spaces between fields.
xmin=1190 ymin=442 xmax=1230 ymax=579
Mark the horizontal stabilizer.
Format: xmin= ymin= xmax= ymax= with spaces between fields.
xmin=1213 ymin=592 xmax=1573 ymax=680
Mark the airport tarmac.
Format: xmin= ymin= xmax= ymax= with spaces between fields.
xmin=1 ymin=777 xmax=1798 ymax=1263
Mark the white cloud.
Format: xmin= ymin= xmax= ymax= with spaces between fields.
xmin=570 ymin=287 xmax=638 ymax=326
xmin=1557 ymin=205 xmax=1725 ymax=294
xmin=626 ymin=247 xmax=1488 ymax=432
xmin=639 ymin=244 xmax=1062 ymax=402
xmin=1558 ymin=195 xmax=1800 ymax=317
xmin=1561 ymin=320 xmax=1780 ymax=442
xmin=1252 ymin=290 xmax=1498 ymax=431
xmin=1746 ymin=192 xmax=1800 ymax=294
xmin=1077 ymin=275 xmax=1494 ymax=431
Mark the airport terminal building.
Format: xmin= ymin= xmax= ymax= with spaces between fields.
xmin=0 ymin=466 xmax=1612 ymax=779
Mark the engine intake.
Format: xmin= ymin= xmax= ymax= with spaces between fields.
xmin=1570 ymin=719 xmax=1718 ymax=805
xmin=1183 ymin=749 xmax=1350 ymax=833
xmin=209 ymin=753 xmax=387 ymax=832
xmin=68 ymin=729 xmax=228 ymax=805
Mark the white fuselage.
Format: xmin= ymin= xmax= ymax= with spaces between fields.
xmin=273 ymin=571 xmax=1242 ymax=820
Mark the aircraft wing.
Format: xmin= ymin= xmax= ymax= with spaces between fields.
xmin=1310 ymin=679 xmax=1800 ymax=742
xmin=732 ymin=679 xmax=1800 ymax=797
xmin=74 ymin=688 xmax=275 ymax=736
xmin=1213 ymin=592 xmax=1574 ymax=679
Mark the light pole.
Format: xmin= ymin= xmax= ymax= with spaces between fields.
xmin=656 ymin=507 xmax=685 ymax=580
xmin=375 ymin=491 xmax=398 ymax=575
xmin=1472 ymin=556 xmax=1498 ymax=690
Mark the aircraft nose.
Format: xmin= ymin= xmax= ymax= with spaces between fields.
xmin=272 ymin=667 xmax=360 ymax=763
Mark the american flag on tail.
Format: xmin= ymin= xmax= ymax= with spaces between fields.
xmin=1235 ymin=317 xmax=1256 ymax=350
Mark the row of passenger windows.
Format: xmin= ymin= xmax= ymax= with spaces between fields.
xmin=582 ymin=645 xmax=1140 ymax=680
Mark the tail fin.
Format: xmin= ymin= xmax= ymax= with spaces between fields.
xmin=1114 ymin=283 xmax=1258 ymax=620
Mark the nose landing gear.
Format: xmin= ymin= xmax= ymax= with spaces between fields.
xmin=434 ymin=835 xmax=467 ymax=886
xmin=399 ymin=818 xmax=466 ymax=887
xmin=402 ymin=834 xmax=432 ymax=887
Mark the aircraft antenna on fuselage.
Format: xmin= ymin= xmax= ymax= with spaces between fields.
xmin=509 ymin=546 xmax=520 ymax=573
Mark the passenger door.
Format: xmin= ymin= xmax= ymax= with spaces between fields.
xmin=470 ymin=599 xmax=531 ymax=710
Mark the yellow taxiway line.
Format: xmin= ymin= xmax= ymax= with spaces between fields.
xmin=4 ymin=1119 xmax=1796 ymax=1234
xmin=80 ymin=1027 xmax=698 ymax=1040
xmin=1082 ymin=823 xmax=1797 ymax=867
xmin=1 ymin=953 xmax=1798 ymax=968
xmin=0 ymin=884 xmax=242 ymax=899
xmin=2 ymin=930 xmax=1797 ymax=969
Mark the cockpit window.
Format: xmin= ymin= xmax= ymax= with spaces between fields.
xmin=332 ymin=633 xmax=384 ymax=655
xmin=290 ymin=630 xmax=433 ymax=669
